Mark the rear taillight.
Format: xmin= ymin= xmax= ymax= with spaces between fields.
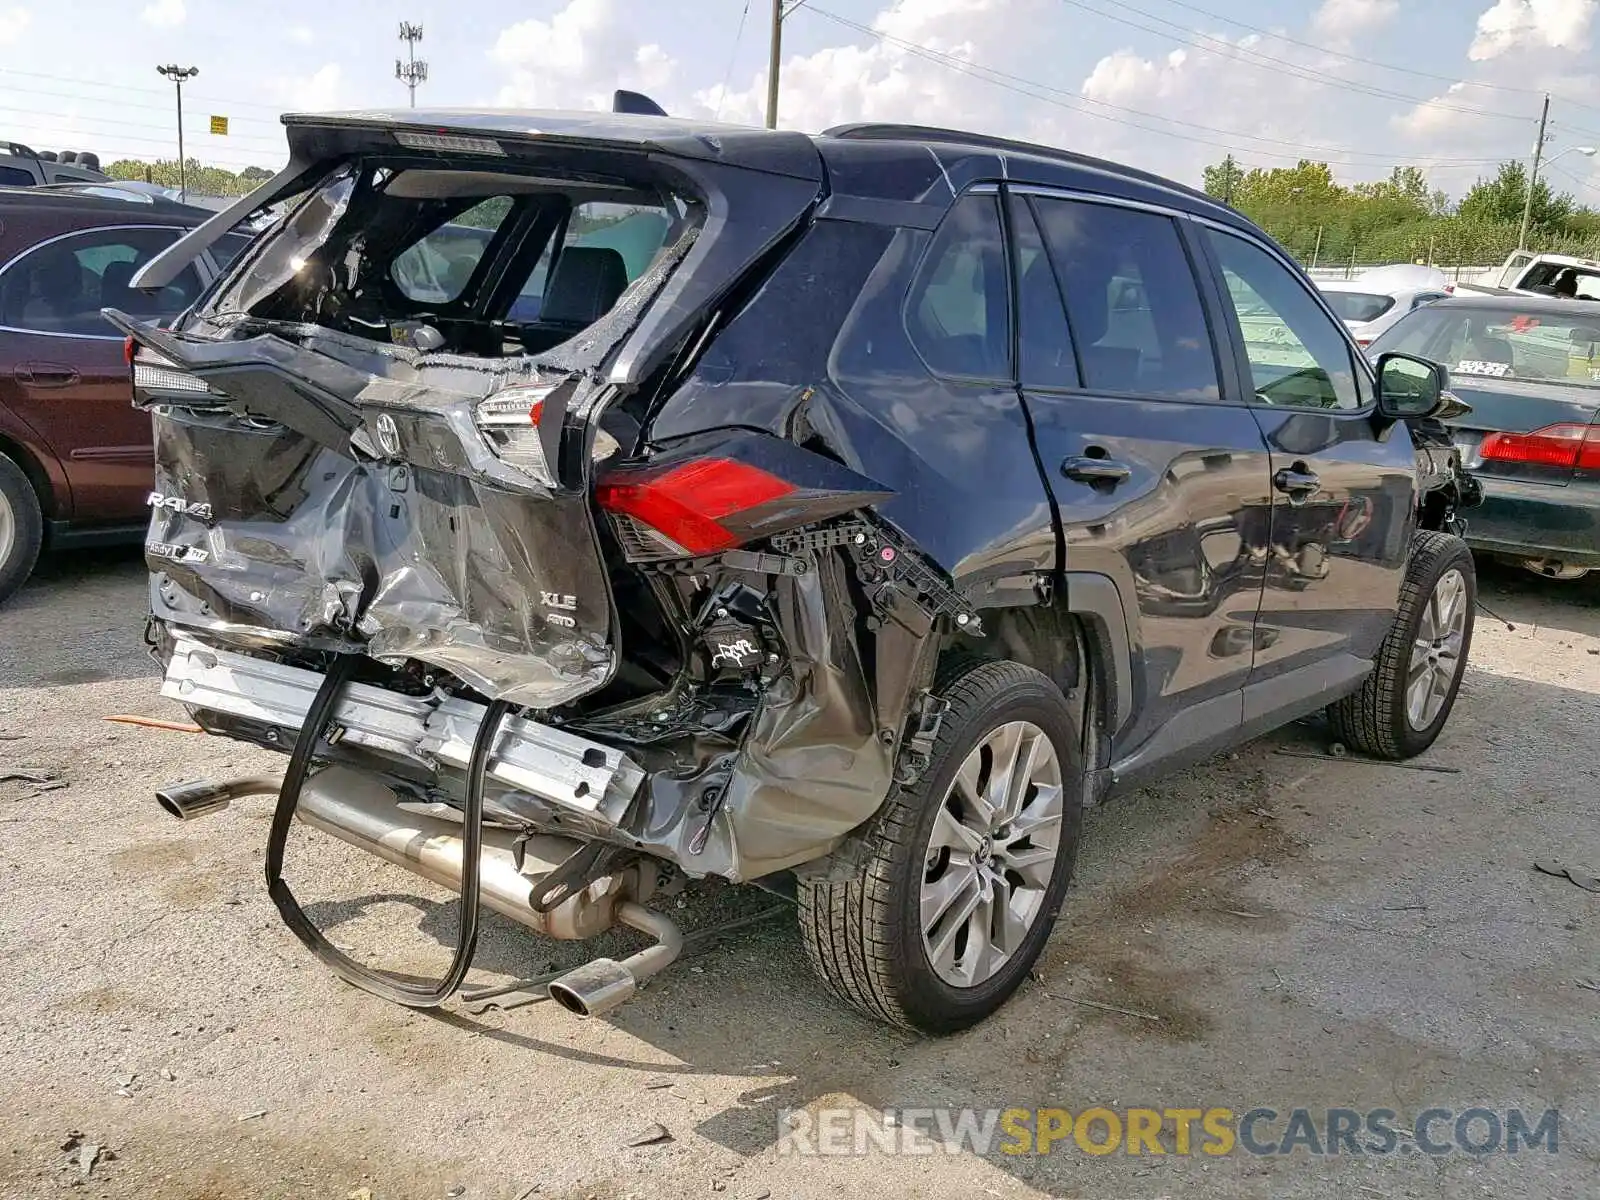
xmin=1478 ymin=423 xmax=1600 ymax=470
xmin=596 ymin=458 xmax=796 ymax=557
xmin=124 ymin=335 xmax=136 ymax=366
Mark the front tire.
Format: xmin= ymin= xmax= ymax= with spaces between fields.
xmin=798 ymin=661 xmax=1083 ymax=1033
xmin=0 ymin=452 xmax=44 ymax=606
xmin=1327 ymin=530 xmax=1475 ymax=760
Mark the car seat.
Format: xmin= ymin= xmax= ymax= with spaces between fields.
xmin=519 ymin=247 xmax=628 ymax=353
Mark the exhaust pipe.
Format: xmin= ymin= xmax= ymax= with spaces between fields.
xmin=156 ymin=776 xmax=281 ymax=820
xmin=545 ymin=902 xmax=685 ymax=1019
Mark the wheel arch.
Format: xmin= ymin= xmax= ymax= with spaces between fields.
xmin=934 ymin=570 xmax=1135 ymax=758
xmin=0 ymin=426 xmax=64 ymax=521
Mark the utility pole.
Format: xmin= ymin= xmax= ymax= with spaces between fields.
xmin=157 ymin=64 xmax=198 ymax=202
xmin=765 ymin=0 xmax=784 ymax=129
xmin=396 ymin=22 xmax=427 ymax=108
xmin=1517 ymin=93 xmax=1550 ymax=252
xmin=1310 ymin=225 xmax=1323 ymax=269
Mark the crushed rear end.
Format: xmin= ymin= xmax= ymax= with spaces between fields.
xmin=116 ymin=109 xmax=915 ymax=1010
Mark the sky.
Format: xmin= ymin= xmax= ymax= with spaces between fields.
xmin=1 ymin=0 xmax=1598 ymax=200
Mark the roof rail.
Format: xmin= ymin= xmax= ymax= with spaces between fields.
xmin=822 ymin=122 xmax=1220 ymax=208
xmin=5 ymin=141 xmax=40 ymax=160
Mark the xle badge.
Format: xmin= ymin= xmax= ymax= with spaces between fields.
xmin=542 ymin=591 xmax=578 ymax=629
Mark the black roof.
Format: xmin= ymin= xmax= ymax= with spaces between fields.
xmin=0 ymin=183 xmax=215 ymax=221
xmin=280 ymin=108 xmax=1246 ymax=227
xmin=1429 ymin=293 xmax=1600 ymax=315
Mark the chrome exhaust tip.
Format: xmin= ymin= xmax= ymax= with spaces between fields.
xmin=156 ymin=776 xmax=281 ymax=820
xmin=547 ymin=958 xmax=636 ymax=1017
xmin=545 ymin=901 xmax=684 ymax=1019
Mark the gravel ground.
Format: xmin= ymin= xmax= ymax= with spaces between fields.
xmin=1 ymin=548 xmax=1597 ymax=1200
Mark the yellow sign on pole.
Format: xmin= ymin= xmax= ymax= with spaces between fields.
xmin=208 ymin=115 xmax=228 ymax=135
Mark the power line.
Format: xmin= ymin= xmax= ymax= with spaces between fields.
xmin=714 ymin=0 xmax=752 ymax=121
xmin=803 ymin=5 xmax=1510 ymax=168
xmin=0 ymin=66 xmax=291 ymax=115
xmin=1057 ymin=0 xmax=1531 ymax=121
xmin=0 ymin=102 xmax=285 ymax=147
xmin=1145 ymin=0 xmax=1600 ymax=114
xmin=1546 ymin=162 xmax=1600 ymax=195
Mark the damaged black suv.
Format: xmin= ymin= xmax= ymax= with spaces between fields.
xmin=117 ymin=100 xmax=1479 ymax=1033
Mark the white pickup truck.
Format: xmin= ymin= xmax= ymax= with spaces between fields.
xmin=1459 ymin=250 xmax=1600 ymax=300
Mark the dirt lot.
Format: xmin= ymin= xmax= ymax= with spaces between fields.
xmin=1 ymin=549 xmax=1597 ymax=1200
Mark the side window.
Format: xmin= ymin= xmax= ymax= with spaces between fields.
xmin=391 ymin=196 xmax=514 ymax=304
xmin=209 ymin=232 xmax=255 ymax=272
xmin=906 ymin=192 xmax=1011 ymax=380
xmin=0 ymin=164 xmax=36 ymax=186
xmin=1205 ymin=230 xmax=1361 ymax=411
xmin=1008 ymin=195 xmax=1077 ymax=388
xmin=0 ymin=226 xmax=203 ymax=336
xmin=510 ymin=200 xmax=672 ymax=324
xmin=1030 ymin=197 xmax=1218 ymax=400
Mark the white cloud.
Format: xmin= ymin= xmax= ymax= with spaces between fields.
xmin=1469 ymin=0 xmax=1595 ymax=59
xmin=277 ymin=63 xmax=345 ymax=113
xmin=288 ymin=25 xmax=314 ymax=45
xmin=1311 ymin=0 xmax=1400 ymax=39
xmin=492 ymin=0 xmax=675 ymax=111
xmin=140 ymin=0 xmax=185 ymax=28
xmin=0 ymin=7 xmax=29 ymax=47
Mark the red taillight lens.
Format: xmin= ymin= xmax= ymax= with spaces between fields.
xmin=124 ymin=336 xmax=136 ymax=366
xmin=1479 ymin=423 xmax=1600 ymax=470
xmin=596 ymin=458 xmax=796 ymax=556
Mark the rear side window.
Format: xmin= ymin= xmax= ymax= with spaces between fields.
xmin=906 ymin=192 xmax=1011 ymax=380
xmin=0 ymin=226 xmax=204 ymax=336
xmin=0 ymin=164 xmax=35 ymax=186
xmin=392 ymin=196 xmax=515 ymax=304
xmin=209 ymin=232 xmax=254 ymax=271
xmin=1030 ymin=197 xmax=1219 ymax=400
xmin=1322 ymin=291 xmax=1395 ymax=323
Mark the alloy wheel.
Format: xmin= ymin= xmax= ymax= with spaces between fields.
xmin=1407 ymin=567 xmax=1468 ymax=730
xmin=920 ymin=720 xmax=1064 ymax=988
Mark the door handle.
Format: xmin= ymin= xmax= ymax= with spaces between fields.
xmin=1272 ymin=465 xmax=1321 ymax=500
xmin=14 ymin=363 xmax=80 ymax=388
xmin=1061 ymin=456 xmax=1132 ymax=485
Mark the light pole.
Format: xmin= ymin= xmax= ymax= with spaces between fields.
xmin=1517 ymin=94 xmax=1551 ymax=252
xmin=157 ymin=64 xmax=198 ymax=202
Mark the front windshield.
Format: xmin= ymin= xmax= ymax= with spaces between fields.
xmin=1372 ymin=304 xmax=1600 ymax=390
xmin=1322 ymin=291 xmax=1395 ymax=323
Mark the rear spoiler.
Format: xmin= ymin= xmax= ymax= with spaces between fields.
xmin=130 ymin=158 xmax=313 ymax=291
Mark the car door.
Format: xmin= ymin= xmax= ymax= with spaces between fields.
xmin=0 ymin=224 xmax=206 ymax=521
xmin=1196 ymin=227 xmax=1415 ymax=717
xmin=1007 ymin=189 xmax=1274 ymax=775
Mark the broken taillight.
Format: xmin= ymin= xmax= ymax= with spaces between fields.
xmin=1478 ymin=423 xmax=1600 ymax=470
xmin=596 ymin=458 xmax=797 ymax=557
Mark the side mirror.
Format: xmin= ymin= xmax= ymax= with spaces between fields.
xmin=1375 ymin=352 xmax=1448 ymax=420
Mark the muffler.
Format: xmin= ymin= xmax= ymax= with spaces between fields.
xmin=545 ymin=902 xmax=685 ymax=1018
xmin=290 ymin=766 xmax=628 ymax=941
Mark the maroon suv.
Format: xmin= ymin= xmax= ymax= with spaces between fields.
xmin=0 ymin=185 xmax=251 ymax=601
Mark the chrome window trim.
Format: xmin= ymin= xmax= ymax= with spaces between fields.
xmin=0 ymin=222 xmax=198 ymax=342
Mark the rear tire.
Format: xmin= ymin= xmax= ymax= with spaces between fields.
xmin=1327 ymin=530 xmax=1474 ymax=760
xmin=0 ymin=452 xmax=44 ymax=606
xmin=797 ymin=661 xmax=1083 ymax=1033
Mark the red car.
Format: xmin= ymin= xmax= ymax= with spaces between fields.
xmin=0 ymin=185 xmax=249 ymax=601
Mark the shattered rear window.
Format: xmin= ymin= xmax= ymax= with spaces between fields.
xmin=201 ymin=159 xmax=699 ymax=367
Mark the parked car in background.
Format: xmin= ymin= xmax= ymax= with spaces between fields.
xmin=1369 ymin=293 xmax=1600 ymax=579
xmin=1457 ymin=250 xmax=1600 ymax=300
xmin=1319 ymin=264 xmax=1452 ymax=347
xmin=119 ymin=105 xmax=1480 ymax=1035
xmin=0 ymin=186 xmax=250 ymax=602
xmin=0 ymin=141 xmax=111 ymax=188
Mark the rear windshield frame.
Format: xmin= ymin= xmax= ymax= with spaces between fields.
xmin=1373 ymin=303 xmax=1600 ymax=391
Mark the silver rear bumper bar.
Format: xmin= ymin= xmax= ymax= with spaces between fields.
xmin=160 ymin=634 xmax=644 ymax=822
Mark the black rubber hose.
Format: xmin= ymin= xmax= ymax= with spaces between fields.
xmin=263 ymin=654 xmax=513 ymax=1008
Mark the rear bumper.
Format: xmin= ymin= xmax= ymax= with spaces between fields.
xmin=161 ymin=634 xmax=644 ymax=823
xmin=1463 ymin=476 xmax=1600 ymax=567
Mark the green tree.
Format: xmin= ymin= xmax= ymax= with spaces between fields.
xmin=1203 ymin=154 xmax=1244 ymax=203
xmin=1457 ymin=160 xmax=1574 ymax=232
